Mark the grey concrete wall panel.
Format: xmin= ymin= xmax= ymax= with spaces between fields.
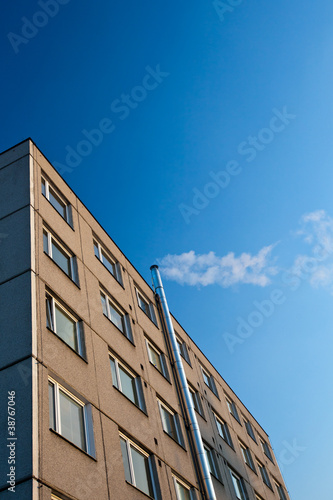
xmin=0 ymin=156 xmax=30 ymax=221
xmin=0 ymin=358 xmax=33 ymax=492
xmin=0 ymin=206 xmax=31 ymax=284
xmin=0 ymin=140 xmax=30 ymax=170
xmin=0 ymin=272 xmax=32 ymax=370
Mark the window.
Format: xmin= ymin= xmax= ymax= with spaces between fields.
xmin=225 ymin=395 xmax=240 ymax=422
xmin=109 ymin=355 xmax=146 ymax=412
xmin=158 ymin=400 xmax=185 ymax=447
xmin=189 ymin=386 xmax=204 ymax=417
xmin=260 ymin=437 xmax=273 ymax=462
xmin=136 ymin=288 xmax=158 ymax=325
xmin=100 ymin=290 xmax=133 ymax=341
xmin=146 ymin=340 xmax=170 ymax=380
xmin=275 ymin=481 xmax=288 ymax=500
xmin=201 ymin=367 xmax=218 ymax=396
xmin=93 ymin=239 xmax=123 ymax=285
xmin=255 ymin=493 xmax=264 ymax=500
xmin=120 ymin=434 xmax=161 ymax=499
xmin=43 ymin=228 xmax=79 ymax=284
xmin=239 ymin=441 xmax=255 ymax=471
xmin=214 ymin=413 xmax=233 ymax=447
xmin=229 ymin=468 xmax=248 ymax=500
xmin=48 ymin=378 xmax=95 ymax=456
xmin=46 ymin=293 xmax=85 ymax=357
xmin=243 ymin=417 xmax=257 ymax=442
xmin=257 ymin=460 xmax=272 ymax=489
xmin=203 ymin=443 xmax=222 ymax=481
xmin=176 ymin=335 xmax=191 ymax=365
xmin=42 ymin=176 xmax=73 ymax=226
xmin=173 ymin=476 xmax=197 ymax=500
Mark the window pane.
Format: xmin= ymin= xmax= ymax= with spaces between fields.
xmin=46 ymin=296 xmax=53 ymax=330
xmin=120 ymin=438 xmax=131 ymax=483
xmin=48 ymin=382 xmax=55 ymax=429
xmin=109 ymin=303 xmax=124 ymax=332
xmin=110 ymin=358 xmax=118 ymax=388
xmin=176 ymin=338 xmax=182 ymax=352
xmin=51 ymin=240 xmax=71 ymax=276
xmin=119 ymin=365 xmax=138 ymax=405
xmin=175 ymin=481 xmax=191 ymax=500
xmin=227 ymin=399 xmax=239 ymax=420
xmin=190 ymin=390 xmax=200 ymax=414
xmin=148 ymin=345 xmax=162 ymax=372
xmin=277 ymin=485 xmax=287 ymax=500
xmin=138 ymin=295 xmax=149 ymax=314
xmin=93 ymin=241 xmax=99 ymax=258
xmin=202 ymin=371 xmax=210 ymax=386
xmin=55 ymin=304 xmax=77 ymax=350
xmin=101 ymin=293 xmax=108 ymax=316
xmin=245 ymin=420 xmax=256 ymax=440
xmin=131 ymin=445 xmax=152 ymax=496
xmin=49 ymin=186 xmax=66 ymax=218
xmin=233 ymin=404 xmax=240 ymax=420
xmin=161 ymin=406 xmax=177 ymax=440
xmin=216 ymin=418 xmax=226 ymax=440
xmin=101 ymin=250 xmax=115 ymax=275
xmin=43 ymin=231 xmax=48 ymax=253
xmin=241 ymin=446 xmax=250 ymax=466
xmin=231 ymin=473 xmax=244 ymax=500
xmin=262 ymin=440 xmax=273 ymax=460
xmin=41 ymin=178 xmax=46 ymax=196
xmin=204 ymin=448 xmax=214 ymax=474
xmin=59 ymin=389 xmax=85 ymax=450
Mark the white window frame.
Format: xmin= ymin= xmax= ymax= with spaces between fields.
xmin=176 ymin=335 xmax=191 ymax=365
xmin=109 ymin=354 xmax=146 ymax=412
xmin=157 ymin=399 xmax=185 ymax=447
xmin=93 ymin=238 xmax=123 ymax=285
xmin=257 ymin=460 xmax=272 ymax=489
xmin=43 ymin=228 xmax=79 ymax=284
xmin=42 ymin=176 xmax=73 ymax=226
xmin=146 ymin=339 xmax=170 ymax=380
xmin=214 ymin=413 xmax=233 ymax=448
xmin=188 ymin=385 xmax=204 ymax=417
xmin=225 ymin=395 xmax=240 ymax=422
xmin=100 ymin=290 xmax=133 ymax=342
xmin=201 ymin=366 xmax=218 ymax=396
xmin=48 ymin=378 xmax=95 ymax=456
xmin=239 ymin=441 xmax=255 ymax=471
xmin=136 ymin=288 xmax=158 ymax=326
xmin=229 ymin=467 xmax=247 ymax=500
xmin=119 ymin=433 xmax=162 ymax=499
xmin=173 ymin=475 xmax=197 ymax=500
xmin=46 ymin=292 xmax=85 ymax=357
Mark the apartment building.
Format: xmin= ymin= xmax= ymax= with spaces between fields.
xmin=0 ymin=139 xmax=290 ymax=500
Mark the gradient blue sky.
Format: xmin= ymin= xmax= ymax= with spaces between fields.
xmin=2 ymin=1 xmax=333 ymax=498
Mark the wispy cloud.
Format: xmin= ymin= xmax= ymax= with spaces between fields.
xmin=291 ymin=209 xmax=333 ymax=290
xmin=157 ymin=245 xmax=278 ymax=288
xmin=158 ymin=210 xmax=333 ymax=291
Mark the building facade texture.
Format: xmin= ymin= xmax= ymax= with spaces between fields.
xmin=0 ymin=140 xmax=290 ymax=500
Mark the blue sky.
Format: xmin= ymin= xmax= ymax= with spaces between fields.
xmin=1 ymin=1 xmax=333 ymax=498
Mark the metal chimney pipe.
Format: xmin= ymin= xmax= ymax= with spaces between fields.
xmin=150 ymin=265 xmax=217 ymax=500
